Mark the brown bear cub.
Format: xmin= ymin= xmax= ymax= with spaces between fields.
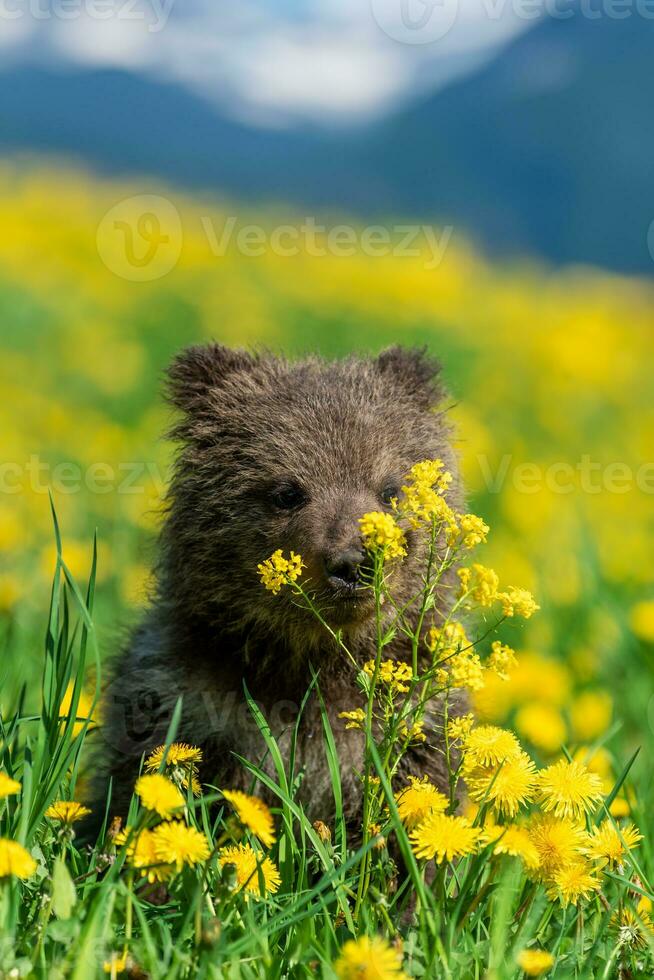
xmin=89 ymin=344 xmax=465 ymax=836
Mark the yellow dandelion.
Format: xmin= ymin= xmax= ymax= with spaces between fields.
xmin=334 ymin=935 xmax=408 ymax=980
xmin=515 ymin=703 xmax=567 ymax=755
xmin=257 ymin=549 xmax=304 ymax=594
xmin=45 ymin=801 xmax=91 ymax=825
xmin=464 ymin=750 xmax=538 ymax=818
xmin=516 ymin=948 xmax=554 ymax=976
xmin=570 ymin=690 xmax=612 ymax=742
xmin=218 ymin=843 xmax=280 ymax=899
xmin=359 ymin=512 xmax=407 ymax=559
xmin=222 ymin=790 xmax=276 ymax=848
xmin=152 ymin=821 xmax=211 ymax=871
xmin=135 ymin=774 xmax=184 ymax=818
xmin=583 ymin=821 xmax=642 ymax=868
xmin=463 ymin=726 xmax=522 ymax=767
xmin=537 ymin=759 xmax=604 ymax=820
xmin=488 ymin=824 xmax=541 ymax=871
xmin=410 ymin=812 xmax=483 ymax=863
xmin=545 ymin=858 xmax=601 ymax=907
xmin=527 ymin=814 xmax=587 ymax=877
xmin=394 ymin=776 xmax=448 ymax=830
xmin=0 ymin=773 xmax=21 ymax=799
xmin=339 ymin=708 xmax=366 ymax=731
xmin=611 ymin=906 xmax=654 ymax=950
xmin=118 ymin=827 xmax=171 ymax=883
xmin=145 ymin=743 xmax=202 ymax=794
xmin=0 ymin=839 xmax=37 ymax=880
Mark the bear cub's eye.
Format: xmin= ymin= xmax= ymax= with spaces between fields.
xmin=380 ymin=483 xmax=400 ymax=507
xmin=271 ymin=482 xmax=307 ymax=511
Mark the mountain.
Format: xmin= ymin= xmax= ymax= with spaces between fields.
xmin=1 ymin=13 xmax=652 ymax=273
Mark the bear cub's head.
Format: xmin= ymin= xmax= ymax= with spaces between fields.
xmin=162 ymin=344 xmax=461 ymax=648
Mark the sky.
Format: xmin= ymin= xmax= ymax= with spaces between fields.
xmin=0 ymin=0 xmax=537 ymax=126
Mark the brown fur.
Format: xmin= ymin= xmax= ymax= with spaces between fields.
xmin=89 ymin=345 xmax=466 ymax=836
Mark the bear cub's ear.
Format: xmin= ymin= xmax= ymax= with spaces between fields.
xmin=166 ymin=343 xmax=256 ymax=414
xmin=375 ymin=346 xmax=444 ymax=408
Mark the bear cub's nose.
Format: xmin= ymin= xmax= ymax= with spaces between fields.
xmin=325 ymin=549 xmax=366 ymax=589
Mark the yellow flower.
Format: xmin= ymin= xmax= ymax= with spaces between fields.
xmin=145 ymin=743 xmax=202 ymax=794
xmin=458 ymin=564 xmax=499 ymax=606
xmin=339 ymin=708 xmax=366 ymax=730
xmin=464 ymin=750 xmax=538 ymax=818
xmin=488 ymin=641 xmax=518 ymax=680
xmin=446 ymin=713 xmax=474 ymax=742
xmin=611 ymin=907 xmax=654 ymax=950
xmin=446 ymin=651 xmax=486 ymax=692
xmin=257 ymin=549 xmax=305 ymax=594
xmin=103 ymin=949 xmax=129 ymax=974
xmin=545 ymin=858 xmax=601 ymax=907
xmin=45 ymin=801 xmax=91 ymax=825
xmin=537 ymin=759 xmax=604 ymax=820
xmin=152 ymin=821 xmax=211 ymax=871
xmin=463 ymin=726 xmax=522 ymax=767
xmin=406 ymin=459 xmax=453 ymax=494
xmin=583 ymin=820 xmax=642 ymax=868
xmin=451 ymin=512 xmax=489 ymax=549
xmin=488 ymin=824 xmax=541 ymax=871
xmin=426 ymin=621 xmax=467 ymax=656
xmin=395 ymin=776 xmax=448 ymax=830
xmin=498 ymin=587 xmax=539 ymax=619
xmin=398 ymin=719 xmax=426 ymax=743
xmin=135 ymin=774 xmax=184 ymax=818
xmin=0 ymin=773 xmax=21 ymax=799
xmin=58 ymin=682 xmax=96 ymax=737
xmin=363 ymin=659 xmax=413 ymax=693
xmin=410 ymin=812 xmax=483 ymax=863
xmin=218 ymin=843 xmax=280 ymax=899
xmin=0 ymin=839 xmax=37 ymax=879
xmin=527 ymin=815 xmax=587 ymax=877
xmin=516 ymin=948 xmax=554 ymax=976
xmin=119 ymin=827 xmax=171 ymax=883
xmin=570 ymin=690 xmax=612 ymax=742
xmin=222 ymin=790 xmax=276 ymax=848
xmin=359 ymin=512 xmax=407 ymax=559
xmin=515 ymin=703 xmax=566 ymax=755
xmin=630 ymin=600 xmax=654 ymax=643
xmin=334 ymin=935 xmax=408 ymax=980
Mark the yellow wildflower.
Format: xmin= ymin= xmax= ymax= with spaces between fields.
xmin=257 ymin=549 xmax=304 ymax=594
xmin=45 ymin=801 xmax=91 ymax=825
xmin=58 ymin=682 xmax=96 ymax=737
xmin=570 ymin=690 xmax=612 ymax=742
xmin=410 ymin=812 xmax=483 ymax=863
xmin=0 ymin=839 xmax=37 ymax=879
xmin=363 ymin=659 xmax=413 ymax=693
xmin=488 ymin=641 xmax=518 ymax=680
xmin=515 ymin=703 xmax=566 ymax=755
xmin=537 ymin=759 xmax=604 ymax=820
xmin=222 ymin=790 xmax=276 ymax=848
xmin=334 ymin=935 xmax=408 ymax=980
xmin=458 ymin=564 xmax=500 ymax=606
xmin=464 ymin=750 xmax=538 ymax=818
xmin=498 ymin=587 xmax=539 ymax=619
xmin=118 ymin=827 xmax=171 ymax=883
xmin=545 ymin=858 xmax=601 ymax=907
xmin=359 ymin=512 xmax=407 ymax=559
xmin=135 ymin=774 xmax=184 ymax=818
xmin=449 ymin=512 xmax=489 ymax=549
xmin=447 ymin=651 xmax=485 ymax=692
xmin=446 ymin=713 xmax=474 ymax=742
xmin=395 ymin=776 xmax=448 ymax=830
xmin=145 ymin=742 xmax=202 ymax=794
xmin=398 ymin=718 xmax=426 ymax=743
xmin=583 ymin=820 xmax=642 ymax=868
xmin=152 ymin=822 xmax=211 ymax=871
xmin=630 ymin=600 xmax=654 ymax=643
xmin=488 ymin=824 xmax=540 ymax=871
xmin=426 ymin=621 xmax=468 ymax=657
xmin=463 ymin=726 xmax=522 ymax=767
xmin=527 ymin=815 xmax=587 ymax=876
xmin=103 ymin=949 xmax=129 ymax=975
xmin=218 ymin=843 xmax=280 ymax=899
xmin=339 ymin=708 xmax=366 ymax=730
xmin=516 ymin=948 xmax=554 ymax=976
xmin=0 ymin=773 xmax=21 ymax=799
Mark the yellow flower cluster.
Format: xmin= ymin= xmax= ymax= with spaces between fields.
xmin=257 ymin=549 xmax=305 ymax=594
xmin=359 ymin=512 xmax=407 ymax=559
xmin=363 ymin=659 xmax=413 ymax=694
xmin=145 ymin=743 xmax=202 ymax=795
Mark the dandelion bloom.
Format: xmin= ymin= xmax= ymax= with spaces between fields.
xmin=45 ymin=801 xmax=91 ymax=824
xmin=537 ymin=759 xmax=604 ymax=820
xmin=257 ymin=549 xmax=304 ymax=594
xmin=218 ymin=843 xmax=280 ymax=899
xmin=117 ymin=828 xmax=171 ymax=883
xmin=0 ymin=839 xmax=37 ymax=880
xmin=488 ymin=824 xmax=541 ymax=871
xmin=145 ymin=742 xmax=202 ymax=773
xmin=0 ymin=773 xmax=21 ymax=799
xmin=527 ymin=815 xmax=587 ymax=877
xmin=464 ymin=751 xmax=538 ymax=818
xmin=395 ymin=776 xmax=448 ymax=830
xmin=410 ymin=813 xmax=483 ymax=863
xmin=359 ymin=512 xmax=406 ymax=559
xmin=463 ymin=726 xmax=522 ymax=767
xmin=583 ymin=820 xmax=642 ymax=867
xmin=545 ymin=858 xmax=601 ymax=907
xmin=334 ymin=935 xmax=408 ymax=980
xmin=152 ymin=822 xmax=211 ymax=871
xmin=222 ymin=790 xmax=276 ymax=848
xmin=516 ymin=948 xmax=554 ymax=976
xmin=611 ymin=907 xmax=654 ymax=950
xmin=135 ymin=774 xmax=184 ymax=818
xmin=515 ymin=703 xmax=566 ymax=755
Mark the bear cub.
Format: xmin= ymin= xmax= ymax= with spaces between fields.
xmin=90 ymin=344 xmax=465 ymax=834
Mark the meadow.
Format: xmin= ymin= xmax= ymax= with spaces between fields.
xmin=0 ymin=162 xmax=653 ymax=977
